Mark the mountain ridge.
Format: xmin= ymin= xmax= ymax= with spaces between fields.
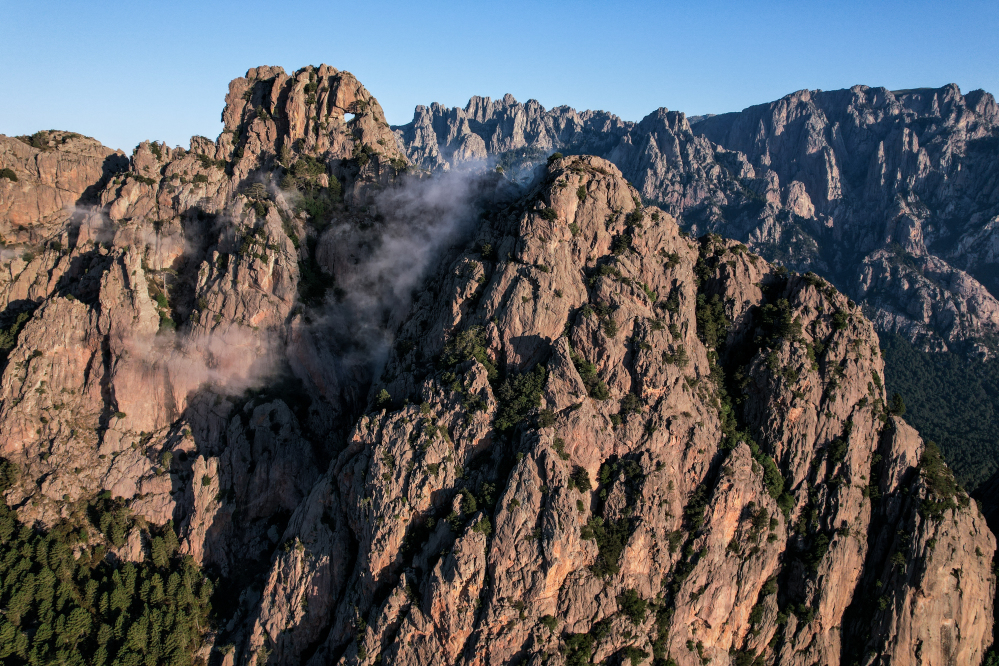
xmin=392 ymin=82 xmax=999 ymax=489
xmin=0 ymin=65 xmax=994 ymax=666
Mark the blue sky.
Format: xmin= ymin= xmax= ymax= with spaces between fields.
xmin=2 ymin=0 xmax=997 ymax=152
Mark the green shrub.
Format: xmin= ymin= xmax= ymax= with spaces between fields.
xmin=831 ymin=310 xmax=849 ymax=330
xmin=472 ymin=516 xmax=492 ymax=535
xmin=17 ymin=131 xmax=53 ymax=151
xmin=0 ymin=498 xmax=209 ymax=666
xmin=571 ymin=351 xmax=610 ymax=400
xmin=617 ymin=588 xmax=647 ymax=624
xmin=0 ymin=168 xmax=17 ymax=182
xmin=571 ymin=467 xmax=592 ymax=492
xmin=663 ymin=346 xmax=689 ymax=367
xmin=580 ymin=516 xmax=629 ymax=577
xmin=626 ymin=208 xmax=644 ymax=226
xmin=919 ymin=440 xmax=963 ymax=519
xmin=292 ymin=154 xmax=326 ymax=179
xmin=376 ymin=389 xmax=392 ymax=407
xmin=695 ymin=293 xmax=728 ymax=349
xmin=562 ymin=633 xmax=595 ymax=666
xmin=621 ymin=645 xmax=649 ymax=665
xmin=612 ymin=233 xmax=633 ymax=255
xmin=576 ymin=185 xmax=586 ymax=201
xmin=553 ymin=437 xmax=570 ymax=460
xmin=683 ymin=484 xmax=709 ymax=529
xmin=667 ymin=530 xmax=683 ymax=553
xmin=803 ymin=533 xmax=830 ymax=571
xmin=547 ymin=152 xmax=563 ymax=164
xmin=758 ymin=454 xmax=784 ymax=499
xmin=299 ymin=191 xmax=336 ymax=226
xmin=540 ymin=615 xmax=557 ymax=632
xmin=619 ymin=393 xmax=642 ymax=416
xmin=192 ymin=174 xmax=209 ymax=184
xmin=461 ymin=491 xmax=478 ymax=514
xmin=540 ymin=208 xmax=558 ymax=221
xmin=602 ymin=317 xmax=618 ymax=337
xmin=196 ymin=154 xmax=225 ymax=170
xmin=827 ymin=438 xmax=848 ymax=465
xmin=441 ymin=326 xmax=497 ymax=381
xmin=0 ymin=311 xmax=33 ymax=363
xmin=495 ymin=365 xmax=546 ymax=432
xmin=777 ymin=492 xmax=794 ymax=518
xmin=0 ymin=457 xmax=20 ymax=492
xmin=758 ymin=298 xmax=802 ymax=345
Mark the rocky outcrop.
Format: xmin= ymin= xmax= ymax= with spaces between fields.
xmin=245 ymin=155 xmax=994 ymax=666
xmin=0 ymin=63 xmax=408 ymax=543
xmin=845 ymin=417 xmax=995 ymax=665
xmin=0 ymin=69 xmax=993 ymax=666
xmin=0 ymin=130 xmax=127 ymax=243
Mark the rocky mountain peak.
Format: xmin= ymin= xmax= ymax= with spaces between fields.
xmin=0 ymin=66 xmax=995 ymax=666
xmin=0 ymin=130 xmax=127 ymax=242
xmin=219 ymin=64 xmax=405 ymax=182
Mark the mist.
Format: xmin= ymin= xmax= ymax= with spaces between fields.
xmin=292 ymin=164 xmax=513 ymax=407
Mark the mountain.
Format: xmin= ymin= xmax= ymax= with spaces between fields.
xmin=392 ymin=85 xmax=999 ymax=490
xmin=0 ymin=66 xmax=995 ymax=666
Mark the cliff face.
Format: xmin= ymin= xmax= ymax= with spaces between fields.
xmin=693 ymin=85 xmax=999 ymax=356
xmin=394 ymin=85 xmax=999 ymax=357
xmin=0 ymin=68 xmax=994 ymax=666
xmin=0 ymin=130 xmax=127 ymax=243
xmin=261 ymin=155 xmax=992 ymax=666
xmin=0 ymin=63 xmax=406 ymax=562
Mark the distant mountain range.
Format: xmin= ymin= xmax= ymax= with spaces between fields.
xmin=0 ymin=66 xmax=996 ymax=666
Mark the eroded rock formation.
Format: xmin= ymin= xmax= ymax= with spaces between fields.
xmin=0 ymin=67 xmax=994 ymax=666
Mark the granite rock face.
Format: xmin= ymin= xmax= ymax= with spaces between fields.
xmin=0 ymin=69 xmax=994 ymax=666
xmin=292 ymin=156 xmax=992 ymax=666
xmin=0 ymin=130 xmax=127 ymax=243
xmin=0 ymin=63 xmax=408 ymax=558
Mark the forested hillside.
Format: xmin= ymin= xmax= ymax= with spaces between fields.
xmin=881 ymin=333 xmax=999 ymax=491
xmin=0 ymin=463 xmax=213 ymax=665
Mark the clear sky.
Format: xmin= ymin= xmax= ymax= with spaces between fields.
xmin=2 ymin=0 xmax=997 ymax=152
